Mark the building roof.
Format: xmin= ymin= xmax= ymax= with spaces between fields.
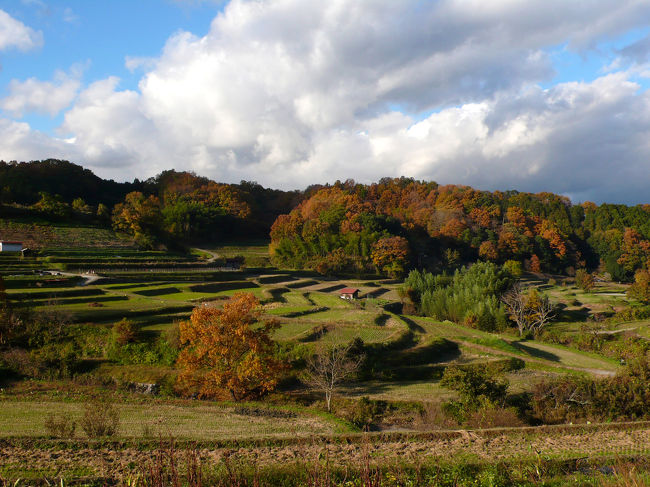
xmin=339 ymin=287 xmax=360 ymax=294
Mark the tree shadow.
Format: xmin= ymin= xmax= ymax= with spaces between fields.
xmin=511 ymin=341 xmax=560 ymax=362
xmin=399 ymin=315 xmax=426 ymax=333
xmin=558 ymin=307 xmax=591 ymax=322
xmin=287 ymin=280 xmax=319 ymax=289
xmin=374 ymin=313 xmax=390 ymax=326
xmin=316 ymin=284 xmax=346 ymax=293
xmin=268 ymin=287 xmax=290 ymax=303
xmin=298 ymin=324 xmax=331 ymax=343
xmin=364 ymin=288 xmax=389 ymax=298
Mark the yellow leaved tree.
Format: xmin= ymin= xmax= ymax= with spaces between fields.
xmin=176 ymin=293 xmax=285 ymax=401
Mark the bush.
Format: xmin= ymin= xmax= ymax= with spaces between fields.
xmin=464 ymin=405 xmax=525 ymax=429
xmin=31 ymin=342 xmax=82 ymax=378
xmin=111 ymin=318 xmax=138 ymax=345
xmin=532 ymin=355 xmax=650 ymax=423
xmin=348 ymin=396 xmax=388 ymax=430
xmin=441 ymin=365 xmax=509 ymax=408
xmin=80 ymin=399 xmax=120 ymax=438
xmin=575 ymin=269 xmax=595 ymax=292
xmin=440 ymin=364 xmax=509 ymax=422
xmin=44 ymin=413 xmax=76 ymax=438
xmin=502 ymin=260 xmax=523 ymax=278
xmin=107 ymin=339 xmax=179 ymax=366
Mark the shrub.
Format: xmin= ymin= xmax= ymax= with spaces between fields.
xmin=464 ymin=405 xmax=525 ymax=429
xmin=111 ymin=318 xmax=138 ymax=345
xmin=348 ymin=396 xmax=388 ymax=430
xmin=44 ymin=413 xmax=76 ymax=438
xmin=441 ymin=365 xmax=509 ymax=407
xmin=575 ymin=269 xmax=595 ymax=292
xmin=31 ymin=342 xmax=82 ymax=379
xmin=440 ymin=364 xmax=509 ymax=423
xmin=532 ymin=356 xmax=650 ymax=423
xmin=547 ymin=278 xmax=557 ymax=286
xmin=502 ymin=260 xmax=523 ymax=278
xmin=80 ymin=399 xmax=120 ymax=438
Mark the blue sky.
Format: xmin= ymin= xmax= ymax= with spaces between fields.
xmin=1 ymin=0 xmax=223 ymax=133
xmin=1 ymin=0 xmax=650 ymax=203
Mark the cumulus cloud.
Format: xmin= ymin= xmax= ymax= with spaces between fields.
xmin=0 ymin=9 xmax=43 ymax=51
xmin=1 ymin=66 xmax=83 ymax=117
xmin=3 ymin=0 xmax=650 ymax=203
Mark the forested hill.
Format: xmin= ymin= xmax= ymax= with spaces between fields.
xmin=0 ymin=159 xmax=139 ymax=207
xmin=0 ymin=160 xmax=303 ymax=243
xmin=270 ymin=178 xmax=650 ymax=281
xmin=3 ymin=160 xmax=650 ymax=280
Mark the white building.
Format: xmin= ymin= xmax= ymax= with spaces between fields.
xmin=0 ymin=241 xmax=23 ymax=252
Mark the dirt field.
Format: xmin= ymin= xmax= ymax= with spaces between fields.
xmin=2 ymin=423 xmax=649 ymax=480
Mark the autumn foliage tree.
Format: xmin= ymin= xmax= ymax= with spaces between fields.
xmin=371 ymin=236 xmax=410 ymax=277
xmin=176 ymin=293 xmax=285 ymax=401
xmin=112 ymin=191 xmax=162 ymax=248
xmin=574 ymin=269 xmax=595 ymax=292
xmin=628 ymin=270 xmax=650 ymax=303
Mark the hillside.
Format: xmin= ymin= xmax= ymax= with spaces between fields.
xmin=270 ymin=179 xmax=650 ymax=280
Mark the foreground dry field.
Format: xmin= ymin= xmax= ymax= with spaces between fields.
xmin=2 ymin=423 xmax=649 ymax=481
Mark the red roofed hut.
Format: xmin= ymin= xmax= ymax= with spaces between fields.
xmin=339 ymin=287 xmax=360 ymax=300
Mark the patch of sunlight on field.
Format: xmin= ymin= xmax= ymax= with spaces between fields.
xmin=304 ymin=308 xmax=377 ymax=325
xmin=320 ymin=325 xmax=397 ymax=344
xmin=273 ymin=321 xmax=316 ymax=340
xmin=341 ymin=380 xmax=454 ymax=402
xmin=0 ymin=401 xmax=338 ymax=439
xmin=517 ymin=341 xmax=619 ymax=370
xmin=308 ymin=292 xmax=351 ymax=307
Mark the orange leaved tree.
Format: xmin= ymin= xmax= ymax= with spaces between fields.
xmin=176 ymin=293 xmax=285 ymax=401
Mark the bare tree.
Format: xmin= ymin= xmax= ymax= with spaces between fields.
xmin=501 ymin=282 xmax=555 ymax=337
xmin=530 ymin=293 xmax=556 ymax=336
xmin=305 ymin=342 xmax=363 ymax=412
xmin=501 ymin=282 xmax=529 ymax=337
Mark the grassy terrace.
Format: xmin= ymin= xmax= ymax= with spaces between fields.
xmin=0 ymin=399 xmax=345 ymax=439
xmin=3 ymin=250 xmax=630 ymax=378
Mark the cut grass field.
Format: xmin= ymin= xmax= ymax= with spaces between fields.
xmin=0 ymin=400 xmax=344 ymax=439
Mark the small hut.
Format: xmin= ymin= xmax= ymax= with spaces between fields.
xmin=0 ymin=241 xmax=23 ymax=252
xmin=339 ymin=287 xmax=360 ymax=300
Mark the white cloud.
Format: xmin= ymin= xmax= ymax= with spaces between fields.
xmin=1 ymin=66 xmax=83 ymax=117
xmin=3 ymin=0 xmax=650 ymax=203
xmin=63 ymin=7 xmax=78 ymax=24
xmin=124 ymin=56 xmax=156 ymax=73
xmin=0 ymin=9 xmax=43 ymax=51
